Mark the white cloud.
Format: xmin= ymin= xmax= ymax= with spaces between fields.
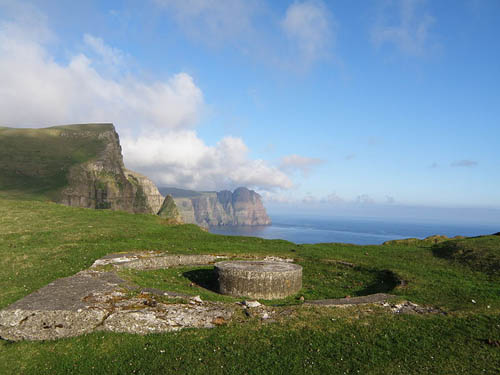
xmin=0 ymin=17 xmax=203 ymax=130
xmin=280 ymin=154 xmax=324 ymax=176
xmin=122 ymin=132 xmax=293 ymax=191
xmin=153 ymin=0 xmax=260 ymax=46
xmin=371 ymin=0 xmax=435 ymax=56
xmin=281 ymin=0 xmax=334 ymax=64
xmin=0 ymin=6 xmax=292 ymax=192
xmin=155 ymin=0 xmax=335 ymax=69
xmin=83 ymin=34 xmax=125 ymax=67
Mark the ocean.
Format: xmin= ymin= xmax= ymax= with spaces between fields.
xmin=208 ymin=214 xmax=498 ymax=245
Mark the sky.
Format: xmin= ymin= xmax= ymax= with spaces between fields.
xmin=0 ymin=0 xmax=499 ymax=223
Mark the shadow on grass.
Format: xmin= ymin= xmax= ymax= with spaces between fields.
xmin=354 ymin=268 xmax=401 ymax=296
xmin=183 ymin=269 xmax=219 ymax=294
xmin=183 ymin=265 xmax=401 ymax=299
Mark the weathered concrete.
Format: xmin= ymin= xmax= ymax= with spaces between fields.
xmin=0 ymin=253 xmax=232 ymax=341
xmin=305 ymin=293 xmax=394 ymax=306
xmin=0 ymin=252 xmax=418 ymax=342
xmin=91 ymin=252 xmax=225 ymax=270
xmin=102 ymin=302 xmax=233 ymax=334
xmin=215 ymin=261 xmax=302 ymax=299
xmin=0 ymin=270 xmax=127 ymax=341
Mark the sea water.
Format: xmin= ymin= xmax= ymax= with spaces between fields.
xmin=208 ymin=214 xmax=498 ymax=245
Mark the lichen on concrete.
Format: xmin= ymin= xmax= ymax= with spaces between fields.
xmin=0 ymin=252 xmax=233 ymax=341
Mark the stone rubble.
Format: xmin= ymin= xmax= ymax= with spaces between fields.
xmin=262 ymin=256 xmax=295 ymax=263
xmin=243 ymin=300 xmax=262 ymax=308
xmin=381 ymin=301 xmax=445 ymax=315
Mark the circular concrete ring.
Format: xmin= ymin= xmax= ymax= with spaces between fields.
xmin=215 ymin=261 xmax=302 ymax=299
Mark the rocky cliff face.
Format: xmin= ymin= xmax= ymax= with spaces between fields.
xmin=232 ymin=187 xmax=271 ymax=226
xmin=58 ymin=126 xmax=164 ymax=214
xmin=162 ymin=187 xmax=271 ymax=227
xmin=124 ymin=169 xmax=164 ymax=214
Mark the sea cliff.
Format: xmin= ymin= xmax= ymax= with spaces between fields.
xmin=159 ymin=187 xmax=271 ymax=227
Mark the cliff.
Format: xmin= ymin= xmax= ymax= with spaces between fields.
xmin=0 ymin=123 xmax=163 ymax=214
xmin=0 ymin=123 xmax=270 ymax=225
xmin=157 ymin=194 xmax=183 ymax=224
xmin=159 ymin=187 xmax=271 ymax=227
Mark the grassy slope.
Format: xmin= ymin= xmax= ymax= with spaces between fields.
xmin=0 ymin=197 xmax=499 ymax=374
xmin=433 ymin=236 xmax=500 ymax=274
xmin=0 ymin=124 xmax=110 ymax=200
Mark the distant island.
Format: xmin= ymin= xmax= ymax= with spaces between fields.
xmin=0 ymin=123 xmax=270 ymax=227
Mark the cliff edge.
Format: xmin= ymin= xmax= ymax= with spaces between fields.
xmin=0 ymin=123 xmax=163 ymax=214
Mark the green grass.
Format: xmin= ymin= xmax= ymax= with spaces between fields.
xmin=433 ymin=235 xmax=500 ymax=274
xmin=119 ymin=260 xmax=398 ymax=306
xmin=1 ymin=197 xmax=499 ymax=374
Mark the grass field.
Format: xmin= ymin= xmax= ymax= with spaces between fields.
xmin=0 ymin=196 xmax=499 ymax=374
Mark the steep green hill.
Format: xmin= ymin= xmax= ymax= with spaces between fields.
xmin=0 ymin=124 xmax=110 ymax=200
xmin=0 ymin=124 xmax=164 ymax=214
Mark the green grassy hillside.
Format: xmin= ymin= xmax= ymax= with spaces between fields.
xmin=0 ymin=197 xmax=499 ymax=374
xmin=0 ymin=124 xmax=111 ymax=200
xmin=433 ymin=235 xmax=500 ymax=274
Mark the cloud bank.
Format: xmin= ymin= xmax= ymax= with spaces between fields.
xmin=123 ymin=133 xmax=292 ymax=191
xmin=0 ymin=5 xmax=293 ymax=192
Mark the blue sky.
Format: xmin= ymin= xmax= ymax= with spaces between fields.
xmin=0 ymin=0 xmax=499 ymax=221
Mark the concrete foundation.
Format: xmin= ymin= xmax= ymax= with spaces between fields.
xmin=215 ymin=261 xmax=302 ymax=299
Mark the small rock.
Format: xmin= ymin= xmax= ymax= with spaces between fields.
xmin=262 ymin=313 xmax=269 ymax=320
xmin=243 ymin=300 xmax=261 ymax=308
xmin=471 ymin=299 xmax=476 ymax=304
xmin=143 ymin=299 xmax=157 ymax=307
xmin=191 ymin=296 xmax=203 ymax=304
xmin=299 ymin=296 xmax=305 ymax=302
